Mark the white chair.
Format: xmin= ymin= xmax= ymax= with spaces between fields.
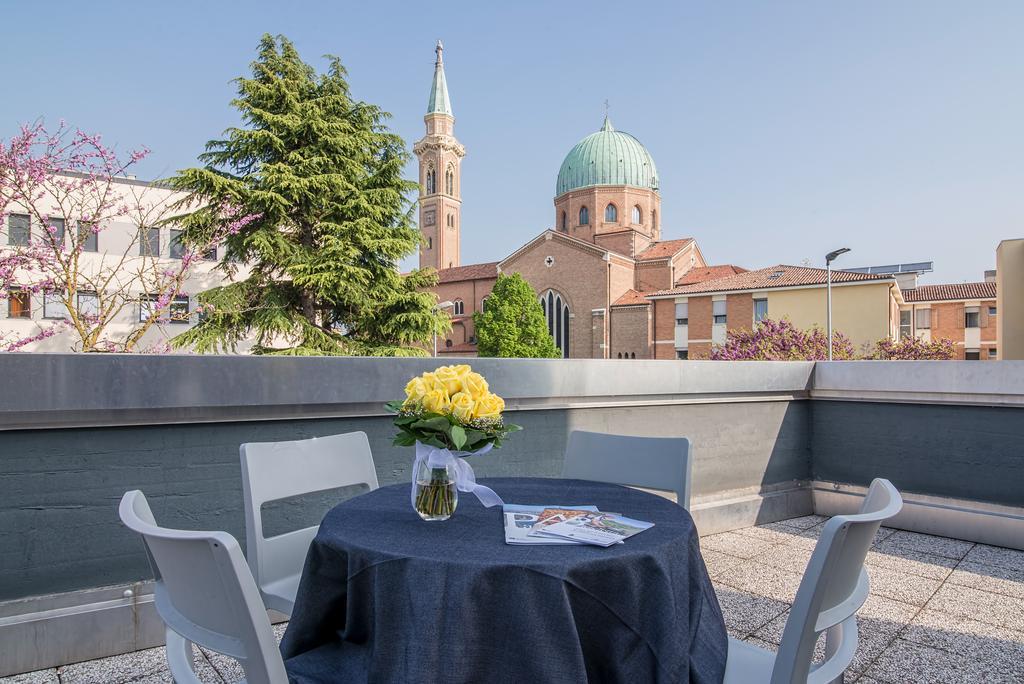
xmin=240 ymin=431 xmax=379 ymax=615
xmin=724 ymin=478 xmax=903 ymax=684
xmin=118 ymin=490 xmax=288 ymax=684
xmin=560 ymin=429 xmax=693 ymax=509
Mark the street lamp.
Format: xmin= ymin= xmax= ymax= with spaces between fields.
xmin=825 ymin=248 xmax=851 ymax=361
xmin=433 ymin=300 xmax=454 ymax=357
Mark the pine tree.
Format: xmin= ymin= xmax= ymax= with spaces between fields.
xmin=169 ymin=35 xmax=447 ymax=355
xmin=474 ymin=273 xmax=560 ymax=358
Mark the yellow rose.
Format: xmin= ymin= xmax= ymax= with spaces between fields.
xmin=422 ymin=388 xmax=451 ymax=415
xmin=404 ymin=377 xmax=427 ymax=404
xmin=462 ymin=371 xmax=489 ymax=399
xmin=433 ymin=365 xmax=462 ymax=395
xmin=420 ymin=371 xmax=444 ymax=393
xmin=449 ymin=391 xmax=476 ymax=423
xmin=473 ymin=392 xmax=505 ymax=420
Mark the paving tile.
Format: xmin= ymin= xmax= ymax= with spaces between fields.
xmin=874 ymin=530 xmax=974 ymax=561
xmin=57 ymin=646 xmax=222 ymax=684
xmin=765 ymin=514 xmax=829 ymax=531
xmin=714 ymin=559 xmax=805 ymax=603
xmin=864 ymin=547 xmax=958 ymax=581
xmin=199 ymin=650 xmax=243 ymax=683
xmin=701 ymin=548 xmax=745 ymax=580
xmin=751 ymin=544 xmax=814 ymax=575
xmin=902 ymin=608 xmax=1024 ymax=674
xmin=712 ymin=587 xmax=789 ymax=637
xmin=732 ymin=525 xmax=807 ymax=546
xmin=962 ymin=544 xmax=1024 ymax=573
xmin=946 ymin=560 xmax=1024 ymax=600
xmin=864 ymin=637 xmax=1021 ymax=684
xmin=865 ymin=564 xmax=943 ymax=607
xmin=926 ymin=584 xmax=1024 ymax=632
xmin=0 ymin=670 xmax=59 ymax=683
xmin=700 ymin=531 xmax=780 ymax=559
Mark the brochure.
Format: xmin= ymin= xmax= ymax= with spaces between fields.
xmin=534 ymin=512 xmax=655 ymax=547
xmin=502 ymin=504 xmax=598 ymax=545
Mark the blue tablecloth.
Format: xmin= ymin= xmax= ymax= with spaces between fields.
xmin=281 ymin=477 xmax=727 ymax=684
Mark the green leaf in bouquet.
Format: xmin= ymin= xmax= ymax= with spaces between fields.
xmin=384 ymin=400 xmax=405 ymax=414
xmin=450 ymin=424 xmax=467 ymax=450
xmin=504 ymin=423 xmax=523 ymax=432
xmin=412 ymin=416 xmax=453 ymax=433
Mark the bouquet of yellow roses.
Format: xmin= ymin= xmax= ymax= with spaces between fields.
xmin=386 ymin=365 xmax=520 ymax=520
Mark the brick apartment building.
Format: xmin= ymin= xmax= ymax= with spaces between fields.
xmin=901 ymin=279 xmax=998 ymax=360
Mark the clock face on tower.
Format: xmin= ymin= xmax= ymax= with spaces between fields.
xmin=424 ymin=210 xmax=436 ymax=226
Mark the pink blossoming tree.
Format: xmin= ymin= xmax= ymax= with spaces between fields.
xmin=0 ymin=122 xmax=242 ymax=352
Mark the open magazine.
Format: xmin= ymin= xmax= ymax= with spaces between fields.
xmin=530 ymin=511 xmax=655 ymax=547
xmin=502 ymin=504 xmax=599 ymax=545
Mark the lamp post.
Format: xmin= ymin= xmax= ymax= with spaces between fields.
xmin=433 ymin=300 xmax=455 ymax=357
xmin=825 ymin=248 xmax=851 ymax=361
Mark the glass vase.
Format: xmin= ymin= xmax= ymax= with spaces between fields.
xmin=414 ymin=459 xmax=458 ymax=521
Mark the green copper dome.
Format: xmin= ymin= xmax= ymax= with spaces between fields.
xmin=555 ymin=117 xmax=659 ymax=196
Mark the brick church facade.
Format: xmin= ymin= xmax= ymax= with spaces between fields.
xmin=417 ymin=43 xmax=737 ymax=358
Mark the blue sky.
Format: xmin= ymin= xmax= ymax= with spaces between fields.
xmin=2 ymin=1 xmax=1020 ymax=283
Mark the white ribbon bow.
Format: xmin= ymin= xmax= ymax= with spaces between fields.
xmin=411 ymin=441 xmax=504 ymax=509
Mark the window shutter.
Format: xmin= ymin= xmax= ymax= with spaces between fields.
xmin=712 ymin=300 xmax=727 ymax=317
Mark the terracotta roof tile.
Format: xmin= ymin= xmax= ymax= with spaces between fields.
xmin=611 ymin=289 xmax=650 ymax=307
xmin=635 ymin=238 xmax=694 ymax=261
xmin=903 ymin=282 xmax=996 ymax=302
xmin=647 ymin=264 xmax=892 ymax=297
xmin=676 ymin=265 xmax=748 ymax=286
xmin=435 ymin=261 xmax=499 ymax=284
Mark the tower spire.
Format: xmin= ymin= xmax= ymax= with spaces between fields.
xmin=427 ymin=39 xmax=453 ymax=116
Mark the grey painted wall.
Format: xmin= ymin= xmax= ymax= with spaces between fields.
xmin=810 ymin=401 xmax=1024 ymax=508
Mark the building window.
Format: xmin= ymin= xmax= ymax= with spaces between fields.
xmin=652 ymin=209 xmax=657 ymax=231
xmin=202 ymin=245 xmax=217 ymax=261
xmin=899 ymin=310 xmax=912 ymax=339
xmin=713 ymin=300 xmax=727 ymax=325
xmin=965 ymin=307 xmax=980 ymax=328
xmin=139 ymin=294 xmax=158 ymax=322
xmin=8 ymin=213 xmax=30 ymax=246
xmin=47 ymin=217 xmax=66 ymax=246
xmin=579 ymin=206 xmax=589 ymax=226
xmin=170 ymin=230 xmax=185 ymax=259
xmin=170 ymin=296 xmax=190 ymax=324
xmin=481 ymin=296 xmax=489 ymax=312
xmin=675 ymin=302 xmax=688 ymax=325
xmin=7 ymin=288 xmax=31 ymax=318
xmin=632 ymin=205 xmax=642 ymax=224
xmin=77 ymin=292 xmax=99 ymax=319
xmin=78 ymin=222 xmax=98 ymax=252
xmin=140 ymin=227 xmax=160 ymax=257
xmin=604 ymin=204 xmax=617 ymax=222
xmin=617 ymin=352 xmax=622 ymax=359
xmin=915 ymin=308 xmax=931 ymax=330
xmin=754 ymin=298 xmax=768 ymax=323
xmin=988 ymin=348 xmax=997 ymax=358
xmin=539 ymin=289 xmax=570 ymax=358
xmin=560 ymin=211 xmax=567 ymax=232
xmin=43 ymin=292 xmax=66 ymax=319
xmin=453 ymin=299 xmax=464 ymax=316
xmin=965 ymin=350 xmax=980 ymax=360
xmin=427 ymin=237 xmax=433 ymax=250
xmin=425 ymin=167 xmax=436 ymax=194
xmin=445 ymin=167 xmax=454 ymax=195
xmin=676 ymin=350 xmax=688 ymax=360
xmin=630 ymin=352 xmax=636 ymax=359
xmin=988 ymin=306 xmax=997 ymax=316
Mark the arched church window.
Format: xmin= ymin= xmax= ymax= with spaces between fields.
xmin=632 ymin=205 xmax=642 ymax=224
xmin=560 ymin=211 xmax=567 ymax=232
xmin=445 ymin=167 xmax=454 ymax=195
xmin=652 ymin=209 xmax=657 ymax=230
xmin=453 ymin=299 xmax=464 ymax=315
xmin=481 ymin=296 xmax=489 ymax=312
xmin=579 ymin=206 xmax=589 ymax=226
xmin=605 ymin=204 xmax=617 ymax=222
xmin=617 ymin=353 xmax=622 ymax=359
xmin=425 ymin=167 xmax=436 ymax=194
xmin=538 ymin=289 xmax=570 ymax=358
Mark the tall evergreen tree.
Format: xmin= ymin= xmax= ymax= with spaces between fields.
xmin=474 ymin=273 xmax=560 ymax=358
xmin=170 ymin=35 xmax=447 ymax=355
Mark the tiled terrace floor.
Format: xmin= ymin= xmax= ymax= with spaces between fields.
xmin=5 ymin=516 xmax=1024 ymax=683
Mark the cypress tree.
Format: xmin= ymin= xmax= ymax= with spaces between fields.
xmin=170 ymin=34 xmax=447 ymax=355
xmin=474 ymin=273 xmax=560 ymax=358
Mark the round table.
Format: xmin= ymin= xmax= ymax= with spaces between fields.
xmin=280 ymin=477 xmax=727 ymax=684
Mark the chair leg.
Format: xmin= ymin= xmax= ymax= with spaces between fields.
xmin=165 ymin=629 xmax=204 ymax=684
xmin=823 ymin=625 xmax=844 ymax=684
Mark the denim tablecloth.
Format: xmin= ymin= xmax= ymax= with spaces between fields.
xmin=281 ymin=477 xmax=727 ymax=684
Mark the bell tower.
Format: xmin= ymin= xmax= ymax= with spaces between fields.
xmin=414 ymin=40 xmax=465 ymax=271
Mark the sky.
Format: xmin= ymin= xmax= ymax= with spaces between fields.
xmin=2 ymin=1 xmax=1020 ymax=284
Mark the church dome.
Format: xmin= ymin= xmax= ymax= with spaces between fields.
xmin=555 ymin=117 xmax=660 ymax=197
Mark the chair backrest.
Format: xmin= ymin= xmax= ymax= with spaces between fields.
xmin=771 ymin=478 xmax=903 ymax=684
xmin=561 ymin=430 xmax=693 ymax=509
xmin=240 ymin=431 xmax=379 ymax=595
xmin=118 ymin=490 xmax=287 ymax=684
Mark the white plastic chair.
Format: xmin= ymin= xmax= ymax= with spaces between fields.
xmin=240 ymin=431 xmax=379 ymax=615
xmin=724 ymin=478 xmax=904 ymax=684
xmin=560 ymin=429 xmax=693 ymax=509
xmin=118 ymin=490 xmax=288 ymax=684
